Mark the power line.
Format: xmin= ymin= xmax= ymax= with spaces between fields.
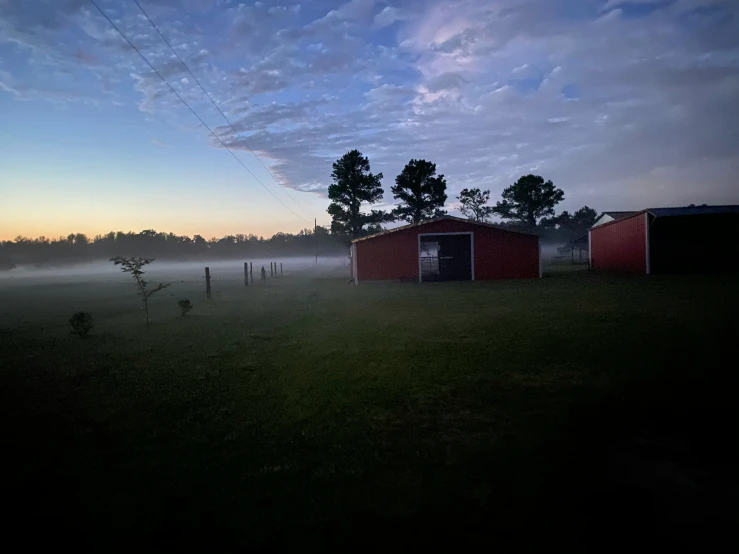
xmin=131 ymin=0 xmax=310 ymax=218
xmin=88 ymin=0 xmax=311 ymax=225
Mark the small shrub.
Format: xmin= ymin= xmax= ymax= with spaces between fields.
xmin=177 ymin=299 xmax=193 ymax=317
xmin=110 ymin=256 xmax=170 ymax=326
xmin=69 ymin=312 xmax=93 ymax=338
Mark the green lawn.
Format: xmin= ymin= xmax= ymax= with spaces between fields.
xmin=1 ymin=267 xmax=737 ymax=551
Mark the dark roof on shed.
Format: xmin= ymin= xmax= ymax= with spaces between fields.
xmin=591 ymin=204 xmax=739 ymax=231
xmin=646 ymin=205 xmax=739 ymax=217
xmin=351 ymin=215 xmax=537 ymax=243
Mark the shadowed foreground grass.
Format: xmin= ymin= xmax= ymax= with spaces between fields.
xmin=1 ymin=270 xmax=737 ymax=551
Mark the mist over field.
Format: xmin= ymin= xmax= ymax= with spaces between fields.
xmin=0 ymin=256 xmax=350 ymax=284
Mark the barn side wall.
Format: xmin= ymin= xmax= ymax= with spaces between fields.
xmin=355 ymin=219 xmax=539 ymax=281
xmin=355 ymin=228 xmax=418 ymax=281
xmin=473 ymin=226 xmax=539 ymax=280
xmin=590 ymin=213 xmax=647 ymax=273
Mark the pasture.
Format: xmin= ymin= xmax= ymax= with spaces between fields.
xmin=1 ymin=261 xmax=737 ymax=551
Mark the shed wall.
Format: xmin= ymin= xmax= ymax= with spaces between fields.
xmin=590 ymin=213 xmax=647 ymax=273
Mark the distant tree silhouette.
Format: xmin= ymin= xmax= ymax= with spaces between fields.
xmin=0 ymin=242 xmax=15 ymax=270
xmin=392 ymin=159 xmax=447 ymax=224
xmin=0 ymin=226 xmax=347 ymax=268
xmin=327 ymin=150 xmax=391 ymax=238
xmin=458 ymin=188 xmax=494 ymax=222
xmin=493 ymin=174 xmax=564 ymax=228
xmin=548 ymin=206 xmax=598 ymax=240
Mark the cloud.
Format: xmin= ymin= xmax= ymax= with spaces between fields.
xmin=150 ymin=137 xmax=170 ymax=147
xmin=1 ymin=0 xmax=738 ymax=212
xmin=601 ymin=0 xmax=663 ymax=11
xmin=425 ymin=71 xmax=467 ymax=93
xmin=373 ymin=6 xmax=403 ymax=28
xmin=0 ymin=69 xmax=101 ymax=105
xmin=219 ymin=99 xmax=328 ymax=133
xmin=366 ymin=83 xmax=414 ymax=101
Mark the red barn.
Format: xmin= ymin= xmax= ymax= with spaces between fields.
xmin=350 ymin=216 xmax=540 ymax=283
xmin=589 ymin=205 xmax=739 ymax=274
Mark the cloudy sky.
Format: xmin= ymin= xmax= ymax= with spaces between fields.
xmin=1 ymin=0 xmax=738 ymax=239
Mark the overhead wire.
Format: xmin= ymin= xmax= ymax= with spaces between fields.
xmin=88 ymin=0 xmax=311 ymax=225
xmin=130 ymin=0 xmax=310 ymax=219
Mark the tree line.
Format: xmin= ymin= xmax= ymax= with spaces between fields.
xmin=0 ymin=227 xmax=346 ymax=269
xmin=327 ymin=149 xmax=597 ymax=240
xmin=1 ymin=149 xmax=598 ymax=270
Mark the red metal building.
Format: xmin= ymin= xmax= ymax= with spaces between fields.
xmin=589 ymin=205 xmax=739 ymax=274
xmin=350 ymin=216 xmax=540 ymax=283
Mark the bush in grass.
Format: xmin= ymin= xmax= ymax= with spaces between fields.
xmin=177 ymin=299 xmax=193 ymax=317
xmin=69 ymin=312 xmax=93 ymax=338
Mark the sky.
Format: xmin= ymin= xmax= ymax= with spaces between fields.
xmin=1 ymin=0 xmax=738 ymax=240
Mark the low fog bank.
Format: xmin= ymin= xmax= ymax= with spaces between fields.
xmin=541 ymin=243 xmax=571 ymax=263
xmin=0 ymin=256 xmax=349 ymax=284
xmin=1 ymin=243 xmax=582 ymax=285
xmin=540 ymin=240 xmax=589 ymax=266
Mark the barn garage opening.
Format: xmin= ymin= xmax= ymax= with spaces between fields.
xmin=419 ymin=233 xmax=472 ymax=282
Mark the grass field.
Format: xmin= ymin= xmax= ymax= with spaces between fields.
xmin=1 ymin=263 xmax=737 ymax=551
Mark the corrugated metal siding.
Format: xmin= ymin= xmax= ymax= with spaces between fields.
xmin=474 ymin=226 xmax=539 ymax=280
xmin=356 ymin=229 xmax=418 ymax=281
xmin=356 ymin=219 xmax=539 ymax=281
xmin=590 ymin=213 xmax=646 ymax=273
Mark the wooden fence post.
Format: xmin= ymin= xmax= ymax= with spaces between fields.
xmin=270 ymin=262 xmax=274 ymax=277
xmin=250 ymin=262 xmax=253 ymax=284
xmin=280 ymin=263 xmax=283 ymax=276
xmin=205 ymin=267 xmax=211 ymax=299
xmin=244 ymin=262 xmax=248 ymax=287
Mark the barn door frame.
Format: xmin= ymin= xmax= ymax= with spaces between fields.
xmin=417 ymin=232 xmax=474 ymax=283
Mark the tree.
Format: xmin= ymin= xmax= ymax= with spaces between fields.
xmin=111 ymin=257 xmax=170 ymax=326
xmin=492 ymin=174 xmax=564 ymax=228
xmin=392 ymin=159 xmax=447 ymax=224
xmin=327 ymin=150 xmax=390 ymax=238
xmin=458 ymin=188 xmax=494 ymax=222
xmin=560 ymin=206 xmax=598 ymax=238
xmin=543 ymin=206 xmax=598 ymax=239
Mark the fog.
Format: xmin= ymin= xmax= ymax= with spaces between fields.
xmin=0 ymin=244 xmax=579 ymax=288
xmin=0 ymin=256 xmax=350 ymax=285
xmin=540 ymin=243 xmax=567 ymax=262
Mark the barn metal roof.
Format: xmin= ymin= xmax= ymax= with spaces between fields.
xmin=351 ymin=215 xmax=537 ymax=243
xmin=646 ymin=205 xmax=739 ymax=217
xmin=603 ymin=211 xmax=639 ymax=219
